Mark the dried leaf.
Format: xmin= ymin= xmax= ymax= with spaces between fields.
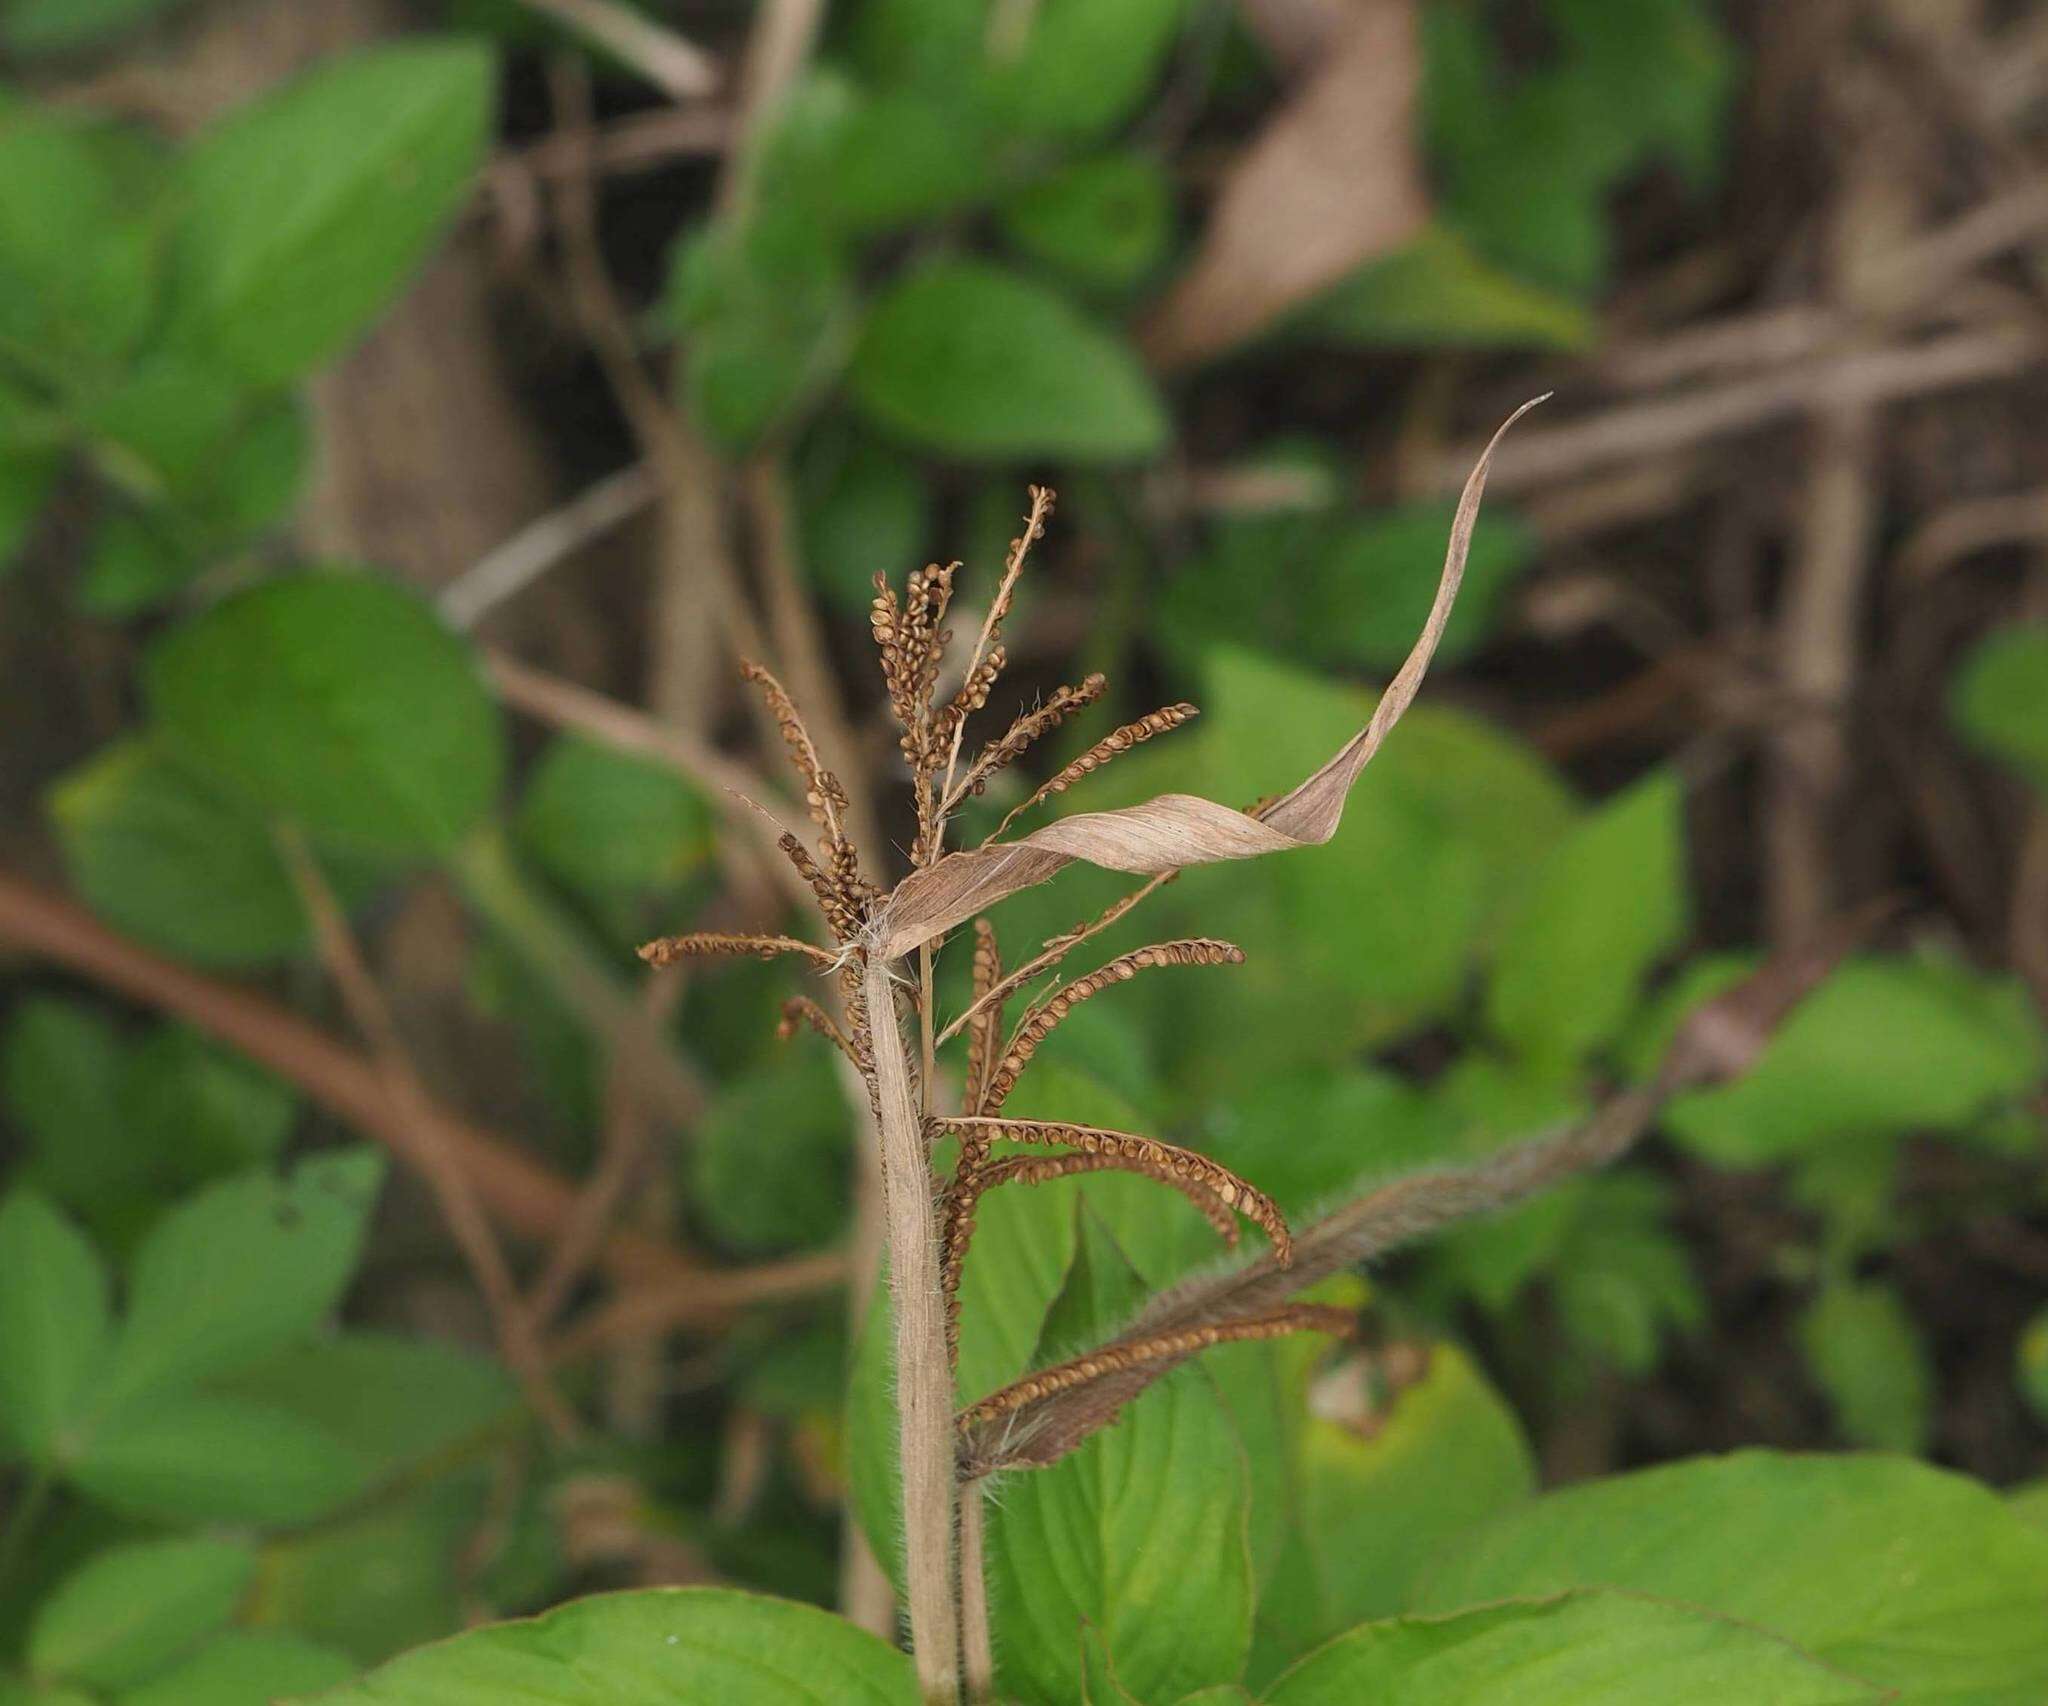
xmin=1140 ymin=0 xmax=1428 ymax=369
xmin=871 ymin=398 xmax=1546 ymax=957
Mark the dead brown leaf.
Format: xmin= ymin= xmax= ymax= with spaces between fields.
xmin=1140 ymin=0 xmax=1429 ymax=370
xmin=869 ymin=396 xmax=1547 ymax=959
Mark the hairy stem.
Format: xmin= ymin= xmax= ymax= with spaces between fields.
xmin=958 ymin=1480 xmax=996 ymax=1701
xmin=864 ymin=952 xmax=961 ymax=1701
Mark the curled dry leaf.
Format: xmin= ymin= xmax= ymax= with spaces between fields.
xmin=869 ymin=397 xmax=1548 ymax=958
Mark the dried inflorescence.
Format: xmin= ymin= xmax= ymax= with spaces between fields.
xmin=979 ymin=938 xmax=1246 ymax=1115
xmin=989 ymin=702 xmax=1199 ymax=840
xmin=638 ymin=931 xmax=837 ymax=968
xmin=957 ymin=1304 xmax=1356 ymax=1434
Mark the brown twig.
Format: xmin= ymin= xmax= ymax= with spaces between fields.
xmin=0 ymin=867 xmax=691 ymax=1282
xmin=515 ymin=0 xmax=719 ymax=99
xmin=277 ymin=829 xmax=581 ymax=1443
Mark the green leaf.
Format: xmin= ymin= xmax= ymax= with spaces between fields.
xmin=1414 ymin=1451 xmax=2048 ymax=1702
xmin=1305 ymin=500 xmax=1537 ymax=673
xmin=145 ymin=571 xmax=506 ymax=859
xmin=987 ymin=1212 xmax=1254 ymax=1704
xmin=0 ymin=103 xmax=160 ymax=374
xmin=516 ymin=736 xmax=713 ymax=900
xmin=1663 ymin=956 xmax=2046 ymax=1165
xmin=249 ymin=1476 xmax=490 ymax=1666
xmin=1255 ymin=1346 xmax=1535 ymax=1675
xmin=70 ymin=1392 xmax=368 ymax=1524
xmin=850 ymin=259 xmax=1169 ymax=461
xmin=0 ymin=1191 xmax=112 ymax=1464
xmin=117 ymin=1629 xmax=356 ymax=1706
xmin=693 ymin=1049 xmax=853 ymax=1252
xmin=211 ymin=1332 xmax=518 ymax=1485
xmin=796 ymin=426 xmax=932 ymax=612
xmin=982 ymin=0 xmax=1189 ymax=142
xmin=1264 ymin=1591 xmax=1878 ymax=1705
xmin=1303 ymin=225 xmax=1596 ymax=350
xmin=668 ymin=203 xmax=853 ymax=451
xmin=1487 ymin=770 xmax=1688 ymax=1066
xmin=0 ymin=996 xmax=147 ymax=1239
xmin=806 ymin=81 xmax=999 ymax=235
xmin=47 ymin=739 xmax=344 ymax=967
xmin=1001 ymin=153 xmax=1173 ymax=292
xmin=120 ymin=1026 xmax=297 ymax=1188
xmin=166 ymin=42 xmax=493 ymax=386
xmin=308 ymin=1587 xmax=919 ymax=1703
xmin=1953 ymin=626 xmax=2048 ymax=796
xmin=1798 ymin=1282 xmax=1933 ymax=1454
xmin=98 ymin=1149 xmax=385 ymax=1410
xmin=77 ymin=512 xmax=204 ymax=618
xmin=27 ymin=1537 xmax=252 ymax=1691
xmin=1 ymin=0 xmax=192 ymax=55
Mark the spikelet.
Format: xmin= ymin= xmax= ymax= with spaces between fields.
xmin=870 ymin=573 xmax=920 ymax=734
xmin=777 ymin=997 xmax=860 ymax=1068
xmin=639 ymin=932 xmax=837 ymax=968
xmin=738 ymin=661 xmax=846 ymax=839
xmin=930 ymin=1115 xmax=1291 ymax=1264
xmin=974 ymin=1152 xmax=1241 ymax=1249
xmin=980 ymin=940 xmax=1245 ymax=1114
xmin=953 ymin=674 xmax=1108 ymax=808
xmin=778 ymin=833 xmax=863 ymax=943
xmin=963 ymin=917 xmax=1005 ymax=1116
xmin=957 ymin=1304 xmax=1353 ymax=1431
xmin=990 ymin=703 xmax=1199 ymax=841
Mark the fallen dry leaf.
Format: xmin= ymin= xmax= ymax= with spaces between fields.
xmin=1140 ymin=0 xmax=1428 ymax=370
xmin=869 ymin=396 xmax=1548 ymax=958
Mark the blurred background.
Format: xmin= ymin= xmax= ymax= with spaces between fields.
xmin=2 ymin=0 xmax=2046 ymax=1684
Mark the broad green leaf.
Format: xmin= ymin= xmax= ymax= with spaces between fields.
xmin=0 ymin=1191 xmax=111 ymax=1464
xmin=120 ymin=1027 xmax=296 ymax=1188
xmin=982 ymin=0 xmax=1189 ymax=142
xmin=2015 ymin=1483 xmax=2048 ymax=1535
xmin=119 ymin=1629 xmax=356 ymax=1706
xmin=0 ymin=104 xmax=159 ymax=374
xmin=668 ymin=203 xmax=853 ymax=451
xmin=146 ymin=572 xmax=506 ymax=859
xmin=77 ymin=512 xmax=203 ymax=618
xmin=1264 ymin=1591 xmax=1877 ymax=1705
xmin=77 ymin=353 xmax=244 ymax=502
xmin=2 ymin=0 xmax=191 ymax=55
xmin=72 ymin=1391 xmax=369 ymax=1525
xmin=515 ymin=736 xmax=713 ymax=899
xmin=308 ymin=1587 xmax=919 ymax=1703
xmin=48 ymin=740 xmax=344 ymax=967
xmin=1304 ymin=225 xmax=1595 ymax=350
xmin=1255 ymin=1346 xmax=1535 ymax=1675
xmin=1001 ymin=153 xmax=1173 ymax=291
xmin=1798 ymin=1282 xmax=1933 ymax=1455
xmin=693 ymin=1049 xmax=853 ymax=1252
xmin=1664 ymin=956 xmax=2046 ymax=1164
xmin=1953 ymin=626 xmax=2048 ymax=796
xmin=166 ymin=43 xmax=493 ymax=386
xmin=1488 ymin=770 xmax=1688 ymax=1066
xmin=851 ymin=259 xmax=1169 ymax=460
xmin=0 ymin=996 xmax=148 ymax=1239
xmin=808 ymin=82 xmax=998 ymax=235
xmin=1306 ymin=501 xmax=1536 ymax=673
xmin=796 ymin=426 xmax=931 ymax=611
xmin=1545 ymin=1175 xmax=1703 ymax=1374
xmin=987 ymin=1213 xmax=1254 ymax=1704
xmin=212 ymin=1332 xmax=518 ymax=1484
xmin=27 ymin=1537 xmax=252 ymax=1691
xmin=249 ymin=1475 xmax=492 ymax=1665
xmin=98 ymin=1149 xmax=385 ymax=1410
xmin=1415 ymin=1451 xmax=2048 ymax=1702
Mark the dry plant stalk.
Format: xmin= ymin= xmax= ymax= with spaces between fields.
xmin=639 ymin=407 xmax=1577 ymax=1703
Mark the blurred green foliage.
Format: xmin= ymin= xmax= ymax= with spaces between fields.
xmin=3 ymin=0 xmax=2045 ymax=1701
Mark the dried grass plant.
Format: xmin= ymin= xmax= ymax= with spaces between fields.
xmin=639 ymin=399 xmax=1838 ymax=1703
